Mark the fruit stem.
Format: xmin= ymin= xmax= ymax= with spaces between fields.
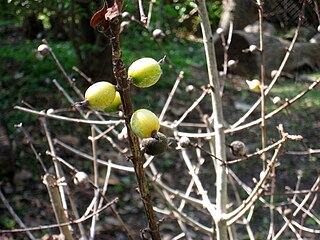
xmin=108 ymin=16 xmax=161 ymax=240
xmin=151 ymin=130 xmax=158 ymax=138
xmin=73 ymin=99 xmax=89 ymax=109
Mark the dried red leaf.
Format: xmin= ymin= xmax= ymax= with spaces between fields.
xmin=90 ymin=0 xmax=124 ymax=32
xmin=90 ymin=3 xmax=109 ymax=31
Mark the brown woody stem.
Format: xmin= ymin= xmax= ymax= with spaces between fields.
xmin=108 ymin=17 xmax=161 ymax=240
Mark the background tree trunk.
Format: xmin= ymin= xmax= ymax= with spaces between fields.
xmin=219 ymin=0 xmax=258 ymax=31
xmin=72 ymin=1 xmax=114 ymax=82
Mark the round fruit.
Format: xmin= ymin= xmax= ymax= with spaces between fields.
xmin=128 ymin=57 xmax=162 ymax=88
xmin=246 ymin=79 xmax=261 ymax=93
xmin=141 ymin=132 xmax=168 ymax=156
xmin=130 ymin=109 xmax=160 ymax=138
xmin=104 ymin=91 xmax=122 ymax=112
xmin=84 ymin=81 xmax=116 ymax=110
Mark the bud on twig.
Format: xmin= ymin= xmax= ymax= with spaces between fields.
xmin=249 ymin=44 xmax=258 ymax=53
xmin=271 ymin=70 xmax=278 ymax=78
xmin=73 ymin=171 xmax=89 ymax=187
xmin=228 ymin=140 xmax=247 ymax=157
xmin=121 ymin=11 xmax=131 ymax=19
xmin=185 ymin=85 xmax=195 ymax=94
xmin=216 ymin=28 xmax=224 ymax=35
xmin=179 ymin=136 xmax=191 ymax=148
xmin=37 ymin=44 xmax=50 ymax=56
xmin=152 ymin=29 xmax=165 ymax=39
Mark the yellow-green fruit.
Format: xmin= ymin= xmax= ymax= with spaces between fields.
xmin=246 ymin=79 xmax=261 ymax=93
xmin=130 ymin=109 xmax=160 ymax=138
xmin=128 ymin=57 xmax=162 ymax=88
xmin=104 ymin=91 xmax=122 ymax=112
xmin=85 ymin=81 xmax=116 ymax=110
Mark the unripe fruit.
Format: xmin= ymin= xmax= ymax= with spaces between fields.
xmin=84 ymin=81 xmax=116 ymax=110
xmin=246 ymin=79 xmax=261 ymax=93
xmin=130 ymin=109 xmax=160 ymax=138
xmin=128 ymin=57 xmax=162 ymax=88
xmin=104 ymin=91 xmax=122 ymax=112
xmin=141 ymin=132 xmax=168 ymax=156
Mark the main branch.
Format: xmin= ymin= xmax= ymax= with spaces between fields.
xmin=195 ymin=0 xmax=228 ymax=239
xmin=109 ymin=17 xmax=161 ymax=240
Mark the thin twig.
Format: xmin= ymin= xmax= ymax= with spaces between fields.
xmin=173 ymin=88 xmax=208 ymax=127
xmin=0 ymin=189 xmax=36 ymax=240
xmin=89 ymin=127 xmax=99 ymax=240
xmin=226 ymin=141 xmax=284 ymax=225
xmin=176 ymin=76 xmax=320 ymax=138
xmin=47 ymin=153 xmax=135 ymax=240
xmin=98 ymin=160 xmax=112 ymax=211
xmin=148 ymin=163 xmax=193 ymax=240
xmin=273 ymin=176 xmax=320 ymax=239
xmin=152 ymin=182 xmax=213 ymax=235
xmin=146 ymin=0 xmax=155 ymax=29
xmin=299 ymin=192 xmax=318 ymax=237
xmin=0 ymin=198 xmax=118 ymax=234
xmin=43 ymin=39 xmax=84 ymax=99
xmin=16 ymin=124 xmax=48 ymax=173
xmin=72 ymin=66 xmax=93 ymax=84
xmin=40 ymin=118 xmax=73 ymax=239
xmin=14 ymin=106 xmax=124 ymax=125
xmin=291 ymin=220 xmax=320 ymax=234
xmin=179 ymin=147 xmax=216 ymax=216
xmin=256 ymin=0 xmax=267 ymax=170
xmin=159 ymin=71 xmax=184 ymax=121
xmin=137 ymin=0 xmax=148 ymax=25
xmin=291 ymin=199 xmax=320 ymax=226
xmin=231 ymin=1 xmax=307 ymax=129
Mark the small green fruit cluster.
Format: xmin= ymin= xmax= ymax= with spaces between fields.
xmin=81 ymin=57 xmax=167 ymax=155
xmin=84 ymin=81 xmax=122 ymax=112
xmin=128 ymin=57 xmax=167 ymax=155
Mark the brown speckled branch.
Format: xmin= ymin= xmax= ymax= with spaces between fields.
xmin=109 ymin=17 xmax=161 ymax=240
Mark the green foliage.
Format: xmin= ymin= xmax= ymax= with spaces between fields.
xmin=0 ymin=40 xmax=76 ymax=131
xmin=0 ymin=217 xmax=16 ymax=229
xmin=207 ymin=1 xmax=223 ymax=25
